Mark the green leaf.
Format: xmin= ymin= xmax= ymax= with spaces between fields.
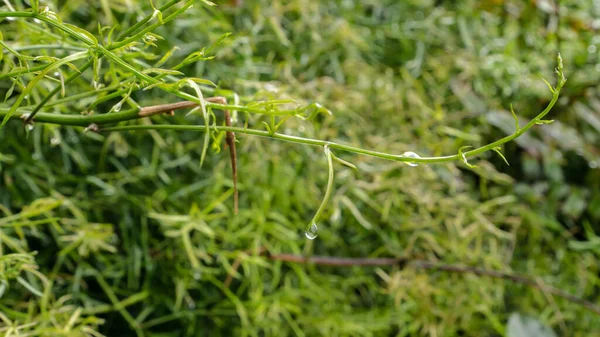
xmin=181 ymin=79 xmax=210 ymax=168
xmin=1 ymin=51 xmax=88 ymax=128
xmin=541 ymin=77 xmax=555 ymax=94
xmin=31 ymin=0 xmax=39 ymax=12
xmin=492 ymin=147 xmax=509 ymax=166
xmin=64 ymin=23 xmax=99 ymax=45
xmin=17 ymin=276 xmax=43 ymax=297
xmin=332 ymin=153 xmax=358 ymax=170
xmin=154 ymin=46 xmax=180 ymax=67
xmin=204 ymin=32 xmax=232 ymax=56
xmin=183 ymin=77 xmax=218 ymax=88
xmin=141 ymin=68 xmax=184 ymax=76
xmin=149 ymin=0 xmax=164 ymax=23
xmin=304 ymin=102 xmax=332 ymax=120
xmin=0 ymin=31 xmax=3 ymax=63
xmin=107 ymin=25 xmax=118 ymax=45
xmin=510 ymin=104 xmax=519 ymax=131
xmin=4 ymin=78 xmax=18 ymax=102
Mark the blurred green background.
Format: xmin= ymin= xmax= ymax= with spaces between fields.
xmin=1 ymin=0 xmax=599 ymax=336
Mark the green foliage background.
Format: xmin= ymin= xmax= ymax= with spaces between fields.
xmin=1 ymin=0 xmax=599 ymax=336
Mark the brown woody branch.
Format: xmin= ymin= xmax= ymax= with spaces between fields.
xmin=257 ymin=253 xmax=600 ymax=316
xmin=138 ymin=97 xmax=238 ymax=214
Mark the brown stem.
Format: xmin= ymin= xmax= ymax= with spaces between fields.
xmin=137 ymin=97 xmax=238 ymax=213
xmin=207 ymin=97 xmax=238 ymax=214
xmin=223 ymin=255 xmax=243 ymax=289
xmin=265 ymin=253 xmax=600 ymax=316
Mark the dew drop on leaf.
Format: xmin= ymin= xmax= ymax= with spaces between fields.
xmin=193 ymin=271 xmax=201 ymax=280
xmin=305 ymin=222 xmax=318 ymax=240
xmin=402 ymin=151 xmax=421 ymax=167
xmin=50 ymin=137 xmax=61 ymax=146
xmin=26 ymin=124 xmax=34 ymax=131
xmin=113 ymin=102 xmax=122 ymax=112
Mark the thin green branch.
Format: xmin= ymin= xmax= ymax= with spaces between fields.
xmin=98 ymin=124 xmax=457 ymax=163
xmin=305 ymin=146 xmax=334 ymax=238
xmin=115 ymin=0 xmax=184 ymax=41
xmin=0 ymin=8 xmax=567 ymax=166
xmin=109 ymin=0 xmax=194 ymax=50
xmin=25 ymin=58 xmax=94 ymax=122
xmin=2 ymin=44 xmax=87 ymax=53
xmin=97 ymin=65 xmax=565 ymax=165
xmin=0 ymin=67 xmax=565 ymax=165
xmin=0 ymin=64 xmax=48 ymax=80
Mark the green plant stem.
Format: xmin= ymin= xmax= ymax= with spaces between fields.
xmin=2 ymin=44 xmax=87 ymax=53
xmin=25 ymin=59 xmax=94 ymax=122
xmin=98 ymin=124 xmax=459 ymax=163
xmin=2 ymin=10 xmax=203 ymax=105
xmin=0 ymin=73 xmax=565 ymax=164
xmin=115 ymin=0 xmax=184 ymax=41
xmin=109 ymin=0 xmax=193 ymax=50
xmin=100 ymin=73 xmax=564 ymax=165
xmin=0 ymin=107 xmax=141 ymax=125
xmin=310 ymin=146 xmax=334 ymax=224
xmin=0 ymin=64 xmax=48 ymax=80
xmin=0 ymin=9 xmax=566 ymax=165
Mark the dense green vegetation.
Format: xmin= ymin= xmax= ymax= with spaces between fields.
xmin=1 ymin=0 xmax=599 ymax=336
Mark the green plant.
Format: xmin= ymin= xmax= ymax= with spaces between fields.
xmin=1 ymin=1 xmax=599 ymax=336
xmin=0 ymin=1 xmax=568 ymax=238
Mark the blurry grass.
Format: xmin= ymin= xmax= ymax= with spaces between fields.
xmin=1 ymin=0 xmax=600 ymax=336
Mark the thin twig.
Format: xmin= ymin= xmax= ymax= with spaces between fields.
xmin=265 ymin=253 xmax=600 ymax=316
xmin=223 ymin=254 xmax=243 ymax=289
xmin=137 ymin=100 xmax=197 ymax=117
xmin=207 ymin=97 xmax=238 ymax=214
xmin=137 ymin=97 xmax=239 ymax=214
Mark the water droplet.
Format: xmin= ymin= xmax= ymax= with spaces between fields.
xmin=33 ymin=18 xmax=41 ymax=24
xmin=50 ymin=137 xmax=61 ymax=146
xmin=26 ymin=124 xmax=34 ymax=131
xmin=113 ymin=102 xmax=122 ymax=112
xmin=304 ymin=222 xmax=318 ymax=240
xmin=401 ymin=151 xmax=421 ymax=167
xmin=53 ymin=71 xmax=60 ymax=77
xmin=193 ymin=271 xmax=201 ymax=280
xmin=92 ymin=80 xmax=99 ymax=89
xmin=187 ymin=302 xmax=196 ymax=309
xmin=6 ymin=17 xmax=15 ymax=22
xmin=23 ymin=95 xmax=29 ymax=100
